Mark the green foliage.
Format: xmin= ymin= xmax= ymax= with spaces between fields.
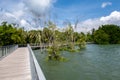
xmin=47 ymin=45 xmax=61 ymax=61
xmin=0 ymin=21 xmax=87 ymax=61
xmin=93 ymin=24 xmax=120 ymax=44
xmin=0 ymin=22 xmax=26 ymax=46
xmin=27 ymin=30 xmax=41 ymax=43
xmin=94 ymin=30 xmax=109 ymax=44
xmin=86 ymin=32 xmax=93 ymax=42
xmin=44 ymin=22 xmax=87 ymax=61
xmin=77 ymin=33 xmax=86 ymax=49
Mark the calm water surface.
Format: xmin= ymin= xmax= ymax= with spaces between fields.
xmin=33 ymin=44 xmax=120 ymax=80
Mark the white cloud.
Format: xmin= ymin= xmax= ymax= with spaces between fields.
xmin=0 ymin=9 xmax=32 ymax=30
xmin=0 ymin=2 xmax=33 ymax=30
xmin=20 ymin=19 xmax=28 ymax=26
xmin=24 ymin=0 xmax=55 ymax=17
xmin=100 ymin=11 xmax=120 ymax=21
xmin=1 ymin=0 xmax=119 ymax=33
xmin=77 ymin=11 xmax=120 ymax=33
xmin=11 ymin=3 xmax=25 ymax=18
xmin=12 ymin=10 xmax=24 ymax=19
xmin=20 ymin=19 xmax=34 ymax=30
xmin=0 ymin=0 xmax=56 ymax=30
xmin=1 ymin=10 xmax=120 ymax=32
xmin=22 ymin=0 xmax=57 ymax=29
xmin=5 ymin=12 xmax=16 ymax=18
xmin=0 ymin=11 xmax=18 ymax=24
xmin=101 ymin=2 xmax=112 ymax=8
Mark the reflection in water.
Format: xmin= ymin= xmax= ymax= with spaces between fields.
xmin=34 ymin=44 xmax=120 ymax=80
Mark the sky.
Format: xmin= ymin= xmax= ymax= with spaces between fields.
xmin=0 ymin=0 xmax=120 ymax=32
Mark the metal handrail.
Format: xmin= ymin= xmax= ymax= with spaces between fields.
xmin=0 ymin=45 xmax=18 ymax=60
xmin=27 ymin=44 xmax=46 ymax=80
xmin=29 ymin=43 xmax=52 ymax=46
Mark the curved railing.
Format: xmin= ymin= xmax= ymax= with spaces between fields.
xmin=0 ymin=45 xmax=18 ymax=60
xmin=27 ymin=44 xmax=46 ymax=80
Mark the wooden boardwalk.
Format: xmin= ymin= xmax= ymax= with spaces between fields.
xmin=0 ymin=48 xmax=32 ymax=80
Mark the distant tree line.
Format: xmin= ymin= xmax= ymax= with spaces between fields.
xmin=87 ymin=24 xmax=120 ymax=44
xmin=0 ymin=21 xmax=87 ymax=61
xmin=0 ymin=22 xmax=86 ymax=48
xmin=1 ymin=22 xmax=120 ymax=60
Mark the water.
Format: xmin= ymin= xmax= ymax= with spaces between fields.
xmin=33 ymin=44 xmax=120 ymax=80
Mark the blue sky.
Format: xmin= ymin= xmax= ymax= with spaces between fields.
xmin=53 ymin=0 xmax=120 ymax=20
xmin=0 ymin=0 xmax=120 ymax=32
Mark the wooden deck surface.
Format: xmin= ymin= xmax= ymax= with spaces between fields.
xmin=0 ymin=48 xmax=32 ymax=80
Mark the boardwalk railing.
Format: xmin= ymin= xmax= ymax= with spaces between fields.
xmin=27 ymin=44 xmax=46 ymax=80
xmin=0 ymin=45 xmax=18 ymax=59
xmin=30 ymin=43 xmax=52 ymax=48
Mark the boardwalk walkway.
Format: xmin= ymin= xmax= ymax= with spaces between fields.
xmin=0 ymin=48 xmax=32 ymax=80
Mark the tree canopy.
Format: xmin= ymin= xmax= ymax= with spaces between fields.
xmin=92 ymin=24 xmax=120 ymax=44
xmin=0 ymin=22 xmax=26 ymax=46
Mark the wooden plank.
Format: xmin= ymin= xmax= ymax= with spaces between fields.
xmin=0 ymin=48 xmax=32 ymax=80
